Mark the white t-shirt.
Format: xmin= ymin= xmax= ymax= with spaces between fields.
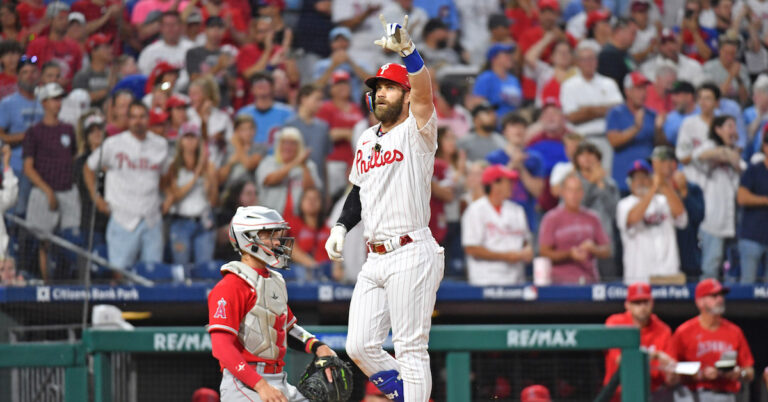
xmin=640 ymin=55 xmax=706 ymax=86
xmin=455 ymin=0 xmax=499 ymax=67
xmin=560 ymin=72 xmax=623 ymax=137
xmin=461 ymin=196 xmax=530 ymax=286
xmin=137 ymin=38 xmax=194 ymax=89
xmin=675 ymin=114 xmax=710 ymax=186
xmin=332 ymin=0 xmax=388 ymax=65
xmin=349 ymin=109 xmax=438 ymax=242
xmin=187 ymin=107 xmax=233 ymax=167
xmin=550 ymin=161 xmax=574 ymax=187
xmin=629 ymin=23 xmax=658 ymax=56
xmin=566 ymin=12 xmax=588 ymax=40
xmin=616 ymin=194 xmax=688 ymax=283
xmin=87 ymin=131 xmax=169 ymax=231
xmin=693 ymin=140 xmax=744 ymax=237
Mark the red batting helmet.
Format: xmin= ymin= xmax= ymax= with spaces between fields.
xmin=365 ymin=63 xmax=411 ymax=91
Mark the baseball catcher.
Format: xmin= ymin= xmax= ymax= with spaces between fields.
xmin=207 ymin=206 xmax=352 ymax=401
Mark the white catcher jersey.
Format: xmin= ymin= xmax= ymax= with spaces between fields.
xmin=349 ymin=110 xmax=438 ymax=242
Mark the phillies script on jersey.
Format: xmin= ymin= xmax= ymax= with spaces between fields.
xmin=355 ymin=148 xmax=405 ymax=175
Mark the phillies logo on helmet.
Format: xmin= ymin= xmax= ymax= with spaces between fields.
xmin=366 ymin=63 xmax=411 ymax=90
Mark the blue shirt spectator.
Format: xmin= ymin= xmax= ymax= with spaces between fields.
xmin=486 ymin=149 xmax=546 ymax=232
xmin=473 ymin=44 xmax=522 ymax=122
xmin=678 ymin=181 xmax=705 ymax=279
xmin=0 ymin=92 xmax=44 ymax=173
xmin=236 ymin=73 xmax=294 ymax=149
xmin=607 ymin=104 xmax=656 ymax=193
xmin=737 ymin=147 xmax=768 ymax=283
xmin=414 ymin=0 xmax=459 ymax=31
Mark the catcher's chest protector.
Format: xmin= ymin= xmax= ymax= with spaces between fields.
xmin=222 ymin=262 xmax=289 ymax=360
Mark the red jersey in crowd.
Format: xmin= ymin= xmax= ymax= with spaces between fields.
xmin=316 ymin=100 xmax=362 ymax=165
xmin=429 ymin=159 xmax=449 ymax=244
xmin=71 ymin=0 xmax=127 ymax=38
xmin=207 ymin=268 xmax=297 ymax=368
xmin=16 ymin=1 xmax=45 ymax=29
xmin=287 ymin=216 xmax=330 ymax=263
xmin=604 ymin=311 xmax=672 ymax=400
xmin=667 ymin=317 xmax=754 ymax=393
xmin=26 ymin=37 xmax=83 ymax=81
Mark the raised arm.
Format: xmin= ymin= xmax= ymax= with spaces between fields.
xmin=374 ymin=14 xmax=434 ymax=128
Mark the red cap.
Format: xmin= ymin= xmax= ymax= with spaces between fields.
xmin=86 ymin=33 xmax=111 ymax=53
xmin=365 ymin=381 xmax=384 ymax=396
xmin=331 ymin=69 xmax=351 ymax=84
xmin=541 ymin=96 xmax=561 ymax=110
xmin=145 ymin=61 xmax=181 ymax=93
xmin=521 ymin=385 xmax=551 ymax=402
xmin=539 ymin=0 xmax=560 ymax=11
xmin=586 ymin=9 xmax=611 ymax=30
xmin=149 ymin=109 xmax=168 ymax=125
xmin=660 ymin=28 xmax=677 ymax=42
xmin=166 ymin=95 xmax=188 ymax=109
xmin=365 ymin=63 xmax=411 ymax=91
xmin=626 ymin=282 xmax=652 ymax=302
xmin=191 ymin=387 xmax=219 ymax=402
xmin=624 ymin=71 xmax=651 ymax=89
xmin=482 ymin=165 xmax=519 ymax=185
xmin=695 ymin=278 xmax=729 ymax=300
xmin=630 ymin=0 xmax=650 ymax=12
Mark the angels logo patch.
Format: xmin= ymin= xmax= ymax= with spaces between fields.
xmin=213 ymin=297 xmax=227 ymax=319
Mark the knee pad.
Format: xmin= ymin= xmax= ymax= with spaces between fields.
xmin=370 ymin=370 xmax=404 ymax=402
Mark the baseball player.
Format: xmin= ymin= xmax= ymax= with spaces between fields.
xmin=207 ymin=206 xmax=336 ymax=402
xmin=666 ymin=279 xmax=754 ymax=402
xmin=324 ymin=14 xmax=443 ymax=402
xmin=603 ymin=282 xmax=674 ymax=401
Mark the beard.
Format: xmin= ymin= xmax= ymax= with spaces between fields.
xmin=707 ymin=303 xmax=726 ymax=316
xmin=18 ymin=80 xmax=36 ymax=93
xmin=373 ymin=93 xmax=405 ymax=124
xmin=481 ymin=124 xmax=496 ymax=133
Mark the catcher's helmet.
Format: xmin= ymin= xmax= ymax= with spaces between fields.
xmin=228 ymin=206 xmax=293 ymax=269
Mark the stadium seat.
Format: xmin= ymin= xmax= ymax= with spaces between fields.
xmin=131 ymin=262 xmax=181 ymax=282
xmin=190 ymin=261 xmax=226 ymax=281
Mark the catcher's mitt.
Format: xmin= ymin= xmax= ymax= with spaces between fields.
xmin=297 ymin=355 xmax=354 ymax=402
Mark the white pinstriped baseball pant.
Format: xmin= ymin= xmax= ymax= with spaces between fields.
xmin=346 ymin=229 xmax=444 ymax=402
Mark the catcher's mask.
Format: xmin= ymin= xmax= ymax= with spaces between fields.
xmin=229 ymin=206 xmax=294 ymax=269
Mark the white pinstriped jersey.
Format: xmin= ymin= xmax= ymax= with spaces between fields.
xmin=349 ymin=110 xmax=438 ymax=242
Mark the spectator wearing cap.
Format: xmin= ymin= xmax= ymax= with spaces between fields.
xmin=666 ymin=279 xmax=755 ymax=399
xmin=110 ymin=56 xmax=146 ymax=101
xmin=473 ymin=43 xmax=522 ymax=121
xmin=0 ymin=55 xmax=43 ymax=215
xmin=148 ymin=107 xmax=169 ymax=137
xmin=566 ymin=0 xmax=604 ymax=40
xmin=185 ymin=16 xmax=236 ymax=106
xmin=616 ymin=159 xmax=687 ymax=283
xmin=560 ymin=40 xmax=623 ymax=173
xmin=676 ymin=0 xmax=718 ymax=63
xmin=236 ymin=72 xmax=294 ymax=149
xmin=604 ymin=282 xmax=674 ymax=401
xmin=462 ymin=164 xmax=533 ymax=286
xmin=454 ymin=0 xmax=497 ymax=68
xmin=130 ymin=0 xmax=189 ymax=26
xmin=597 ymin=17 xmax=637 ymax=92
xmin=586 ymin=9 xmax=612 ymax=46
xmin=628 ymin=0 xmax=657 ymax=64
xmin=312 ymin=26 xmax=373 ymax=99
xmin=23 ymin=82 xmax=80 ymax=280
xmin=676 ymin=83 xmax=720 ymax=187
xmin=0 ymin=40 xmax=23 ymax=100
xmin=419 ymin=18 xmax=460 ymax=69
xmin=73 ymin=110 xmax=108 ymax=260
xmin=572 ymin=142 xmax=620 ymax=278
xmin=137 ymin=12 xmax=193 ymax=89
xmin=255 ymin=126 xmax=319 ymax=217
xmin=181 ymin=11 xmax=204 ymax=46
xmin=520 ymin=384 xmax=551 ymax=402
xmin=695 ymin=115 xmax=745 ymax=280
xmin=284 ymin=85 xmax=331 ymax=192
xmin=640 ymin=29 xmax=706 ymax=86
xmin=65 ymin=12 xmax=87 ymax=44
xmin=737 ymin=133 xmax=768 ymax=283
xmin=73 ymin=33 xmax=114 ymax=108
xmin=539 ymin=172 xmax=611 ymax=284
xmin=165 ymin=95 xmax=189 ymax=141
xmin=486 ymin=114 xmax=546 ymax=232
xmin=606 ymin=72 xmax=661 ymax=195
xmin=703 ymin=33 xmax=750 ymax=104
xmin=164 ymin=122 xmax=218 ymax=265
xmin=651 ymin=146 xmax=704 ymax=280
xmin=644 ymin=63 xmax=677 ymax=114
xmin=662 ymin=81 xmax=697 ymax=145
xmin=25 ymin=2 xmax=82 ymax=86
xmin=84 ymin=102 xmax=168 ymax=270
xmin=316 ymin=69 xmax=362 ymax=198
xmin=457 ymin=103 xmax=506 ymax=162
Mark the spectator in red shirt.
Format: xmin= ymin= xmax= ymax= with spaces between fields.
xmin=25 ymin=3 xmax=83 ymax=86
xmin=0 ymin=40 xmax=22 ymax=100
xmin=317 ymin=69 xmax=363 ymax=198
xmin=518 ymin=0 xmax=576 ymax=63
xmin=645 ymin=63 xmax=676 ymax=114
xmin=0 ymin=4 xmax=33 ymax=45
xmin=287 ymin=187 xmax=331 ymax=282
xmin=236 ymin=17 xmax=285 ymax=81
xmin=15 ymin=0 xmax=46 ymax=31
xmin=70 ymin=0 xmax=125 ymax=38
xmin=666 ymin=279 xmax=755 ymax=399
xmin=604 ymin=282 xmax=675 ymax=401
xmin=504 ymin=0 xmax=539 ymax=43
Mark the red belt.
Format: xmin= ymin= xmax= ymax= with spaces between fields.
xmin=252 ymin=362 xmax=282 ymax=374
xmin=367 ymin=235 xmax=413 ymax=254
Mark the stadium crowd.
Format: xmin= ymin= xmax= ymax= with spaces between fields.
xmin=0 ymin=0 xmax=766 ymax=286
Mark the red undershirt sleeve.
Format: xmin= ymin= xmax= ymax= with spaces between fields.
xmin=210 ymin=331 xmax=263 ymax=389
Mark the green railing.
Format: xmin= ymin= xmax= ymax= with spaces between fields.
xmin=1 ymin=324 xmax=647 ymax=402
